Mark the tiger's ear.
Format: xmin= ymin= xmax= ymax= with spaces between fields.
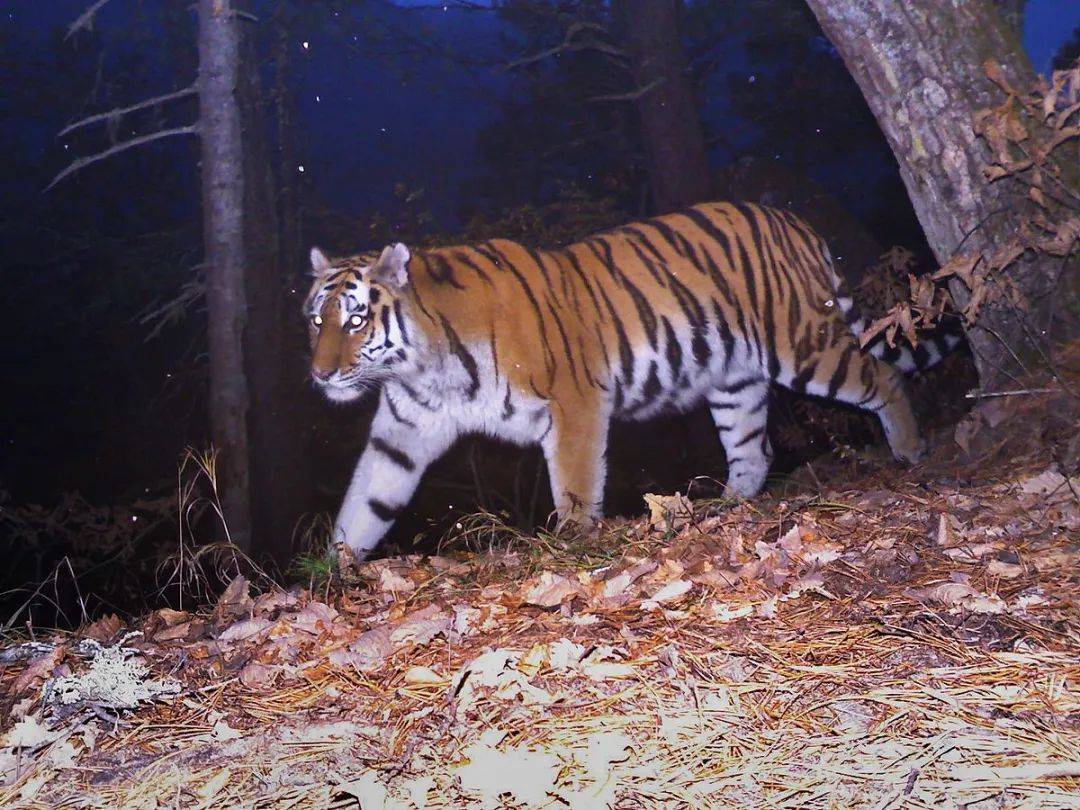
xmin=309 ymin=247 xmax=333 ymax=277
xmin=367 ymin=243 xmax=411 ymax=289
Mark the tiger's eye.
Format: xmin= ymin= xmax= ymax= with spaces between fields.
xmin=312 ymin=315 xmax=323 ymax=326
xmin=349 ymin=314 xmax=364 ymax=327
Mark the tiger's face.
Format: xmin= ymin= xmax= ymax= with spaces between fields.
xmin=304 ymin=244 xmax=413 ymax=403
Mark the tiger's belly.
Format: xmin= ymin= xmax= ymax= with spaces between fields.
xmin=611 ymin=328 xmax=754 ymax=422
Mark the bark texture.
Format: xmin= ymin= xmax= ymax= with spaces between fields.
xmin=198 ymin=0 xmax=252 ymax=548
xmin=238 ymin=0 xmax=309 ymax=564
xmin=804 ymin=0 xmax=1057 ymax=389
xmin=612 ymin=0 xmax=711 ymax=213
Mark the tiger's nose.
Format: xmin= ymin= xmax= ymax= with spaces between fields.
xmin=312 ymin=367 xmax=335 ymax=382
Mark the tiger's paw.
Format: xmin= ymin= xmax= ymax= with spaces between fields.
xmin=890 ymin=436 xmax=927 ymax=466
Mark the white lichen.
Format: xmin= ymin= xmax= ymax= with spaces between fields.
xmin=45 ymin=636 xmax=180 ymax=711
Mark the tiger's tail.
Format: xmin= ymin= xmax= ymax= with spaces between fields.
xmin=825 ymin=257 xmax=964 ymax=374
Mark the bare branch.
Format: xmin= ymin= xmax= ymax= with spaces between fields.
xmin=66 ymin=0 xmax=114 ymax=40
xmin=589 ymin=77 xmax=665 ymax=103
xmin=46 ymin=125 xmax=199 ymax=192
xmin=503 ymin=21 xmax=624 ymax=71
xmin=58 ymin=86 xmax=198 ymax=139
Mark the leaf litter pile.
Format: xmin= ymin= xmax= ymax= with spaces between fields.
xmin=2 ymin=379 xmax=1079 ymax=808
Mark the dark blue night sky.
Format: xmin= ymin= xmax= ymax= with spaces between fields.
xmin=7 ymin=0 xmax=1078 ymax=222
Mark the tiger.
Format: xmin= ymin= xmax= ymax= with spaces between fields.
xmin=304 ymin=201 xmax=960 ymax=559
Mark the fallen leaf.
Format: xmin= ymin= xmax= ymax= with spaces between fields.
xmin=83 ymin=614 xmax=123 ymax=643
xmin=214 ymin=575 xmax=253 ymax=623
xmin=642 ymin=579 xmax=692 ymax=610
xmin=13 ymin=646 xmax=65 ymax=696
xmin=239 ymin=661 xmax=275 ymax=690
xmin=403 ymin=665 xmax=445 ymax=686
xmin=329 ymin=625 xmax=393 ymax=671
xmin=644 ymin=492 xmax=694 ymax=531
xmin=522 ymin=571 xmax=579 ymax=607
xmin=218 ymin=617 xmax=272 ymax=644
xmin=291 ymin=601 xmax=339 ymax=635
xmin=390 ymin=605 xmax=450 ymax=647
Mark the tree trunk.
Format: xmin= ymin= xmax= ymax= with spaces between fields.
xmin=198 ymin=0 xmax=252 ymax=549
xmin=803 ymin=0 xmax=1059 ymax=390
xmin=612 ymin=0 xmax=711 ymax=213
xmin=237 ymin=1 xmax=308 ymax=566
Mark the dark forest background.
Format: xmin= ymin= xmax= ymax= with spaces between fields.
xmin=2 ymin=0 xmax=1077 ymax=622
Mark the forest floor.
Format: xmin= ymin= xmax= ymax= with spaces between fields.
xmin=2 ymin=358 xmax=1079 ymax=808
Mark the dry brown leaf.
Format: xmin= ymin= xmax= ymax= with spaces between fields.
xmin=522 ymin=571 xmax=579 ymax=608
xmin=13 ymin=646 xmax=65 ymax=697
xmin=239 ymin=661 xmax=275 ymax=690
xmin=83 ymin=614 xmax=123 ymax=643
xmin=403 ymin=665 xmax=446 ymax=686
xmin=389 ymin=604 xmax=451 ymax=647
xmin=217 ymin=617 xmax=272 ymax=644
xmin=328 ymin=625 xmax=393 ymax=671
xmin=213 ymin=575 xmax=253 ymax=623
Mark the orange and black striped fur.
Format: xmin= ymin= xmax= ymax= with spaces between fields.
xmin=305 ymin=202 xmax=959 ymax=558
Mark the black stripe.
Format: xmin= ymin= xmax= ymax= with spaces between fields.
xmin=642 ymin=361 xmax=662 ymax=402
xmin=596 ymin=284 xmax=635 ymax=385
xmin=370 ymin=437 xmax=415 ymax=471
xmin=723 ymin=377 xmax=760 ymax=395
xmin=392 ymin=300 xmax=409 ymax=344
xmin=735 ymin=426 xmax=766 ymax=448
xmin=502 ymin=387 xmax=515 ymax=419
xmin=438 ymin=315 xmax=481 ymax=399
xmin=590 ymin=238 xmax=659 ymax=350
xmin=476 ymin=242 xmax=557 ymax=378
xmin=368 ymin=498 xmax=402 ymax=522
xmin=827 ymin=346 xmax=854 ymax=399
xmin=383 ymin=392 xmax=416 ymax=427
xmin=452 ymin=250 xmax=494 ymax=285
xmin=426 ymin=254 xmax=466 ymax=289
xmin=662 ymin=317 xmax=683 ymax=381
xmin=791 ymin=363 xmax=818 ymax=394
xmin=711 ymin=299 xmax=736 ymax=367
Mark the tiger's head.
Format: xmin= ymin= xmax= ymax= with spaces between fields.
xmin=304 ymin=243 xmax=415 ymax=403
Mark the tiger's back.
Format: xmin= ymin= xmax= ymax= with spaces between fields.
xmin=305 ymin=202 xmax=956 ymax=558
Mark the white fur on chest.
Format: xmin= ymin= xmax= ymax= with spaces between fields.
xmin=384 ymin=344 xmax=551 ymax=447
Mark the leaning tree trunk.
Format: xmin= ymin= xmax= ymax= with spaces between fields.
xmin=198 ymin=0 xmax=252 ymax=549
xmin=804 ymin=0 xmax=1059 ymax=391
xmin=612 ymin=0 xmax=711 ymax=213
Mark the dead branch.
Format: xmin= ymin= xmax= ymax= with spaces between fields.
xmin=589 ymin=77 xmax=665 ymax=103
xmin=503 ymin=21 xmax=625 ymax=71
xmin=58 ymin=86 xmax=198 ymax=139
xmin=66 ymin=0 xmax=114 ymax=40
xmin=46 ymin=124 xmax=199 ymax=192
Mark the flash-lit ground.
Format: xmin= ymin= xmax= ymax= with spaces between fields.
xmin=2 ymin=354 xmax=1078 ymax=809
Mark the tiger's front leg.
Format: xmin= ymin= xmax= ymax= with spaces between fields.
xmin=335 ymin=389 xmax=457 ymax=559
xmin=540 ymin=395 xmax=611 ymax=532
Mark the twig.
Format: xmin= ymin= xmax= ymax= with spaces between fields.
xmin=503 ymin=21 xmax=624 ymax=71
xmin=66 ymin=0 xmax=113 ymax=40
xmin=964 ymin=387 xmax=1056 ymax=399
xmin=46 ymin=124 xmax=199 ymax=192
xmin=589 ymin=77 xmax=665 ymax=103
xmin=58 ymin=86 xmax=197 ymax=138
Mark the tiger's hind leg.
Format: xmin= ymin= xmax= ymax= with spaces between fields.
xmin=787 ymin=343 xmax=923 ymax=463
xmin=707 ymin=377 xmax=774 ymax=498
